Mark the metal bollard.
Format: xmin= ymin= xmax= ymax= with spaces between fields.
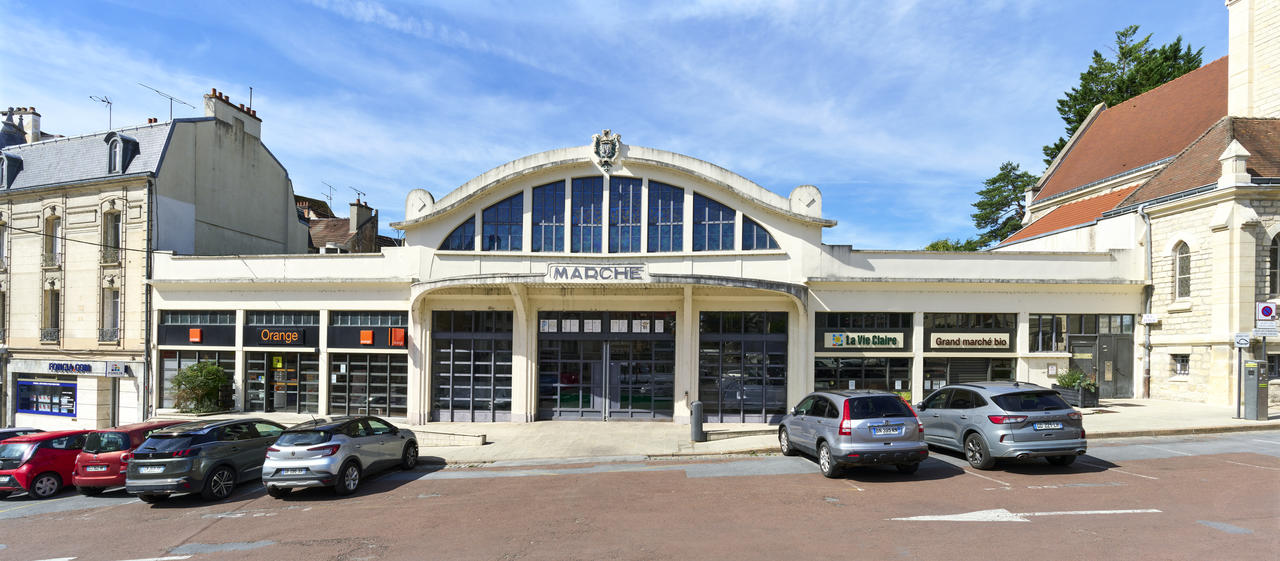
xmin=690 ymin=400 xmax=706 ymax=442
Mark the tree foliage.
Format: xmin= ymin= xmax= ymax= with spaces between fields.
xmin=925 ymin=25 xmax=1203 ymax=251
xmin=172 ymin=361 xmax=229 ymax=413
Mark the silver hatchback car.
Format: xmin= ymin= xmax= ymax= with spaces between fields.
xmin=262 ymin=416 xmax=418 ymax=497
xmin=778 ymin=390 xmax=928 ymax=478
xmin=916 ymin=381 xmax=1087 ymax=470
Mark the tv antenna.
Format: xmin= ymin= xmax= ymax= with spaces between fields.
xmin=89 ymin=95 xmax=112 ymax=129
xmin=138 ymin=83 xmax=195 ymax=121
xmin=320 ymin=181 xmax=336 ymax=205
xmin=349 ymin=186 xmax=367 ymax=204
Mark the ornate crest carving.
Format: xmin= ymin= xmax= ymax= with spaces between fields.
xmin=592 ymin=129 xmax=621 ymax=172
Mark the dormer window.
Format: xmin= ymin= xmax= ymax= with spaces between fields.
xmin=108 ymin=139 xmax=121 ymax=173
xmin=0 ymin=152 xmax=20 ymax=188
xmin=102 ymin=132 xmax=138 ymax=175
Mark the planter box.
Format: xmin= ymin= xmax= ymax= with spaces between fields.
xmin=1052 ymin=384 xmax=1099 ymax=408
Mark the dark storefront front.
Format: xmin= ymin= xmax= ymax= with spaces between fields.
xmin=328 ymin=311 xmax=409 ymax=418
xmin=698 ymin=311 xmax=788 ymax=423
xmin=1030 ymin=313 xmax=1135 ymax=398
xmin=244 ymin=311 xmax=321 ymax=413
xmin=815 ymin=312 xmax=912 ymax=398
xmin=157 ymin=311 xmax=238 ymax=409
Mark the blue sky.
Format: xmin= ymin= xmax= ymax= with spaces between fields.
xmin=1 ymin=0 xmax=1227 ymax=249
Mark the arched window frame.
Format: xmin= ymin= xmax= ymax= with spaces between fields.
xmin=692 ymin=193 xmax=735 ymax=251
xmin=1269 ymin=235 xmax=1279 ymax=295
xmin=647 ymin=181 xmax=683 ymax=253
xmin=1173 ymin=242 xmax=1191 ymax=299
xmin=108 ymin=139 xmax=121 ymax=173
xmin=481 ymin=193 xmax=523 ymax=251
xmin=741 ymin=216 xmax=779 ymax=250
xmin=439 ymin=215 xmax=476 ymax=251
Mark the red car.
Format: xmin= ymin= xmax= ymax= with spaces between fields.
xmin=0 ymin=430 xmax=91 ymax=499
xmin=73 ymin=420 xmax=190 ymax=496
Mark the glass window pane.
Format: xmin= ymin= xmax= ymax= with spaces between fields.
xmin=532 ymin=181 xmax=565 ymax=252
xmin=440 ymin=216 xmax=475 ymax=251
xmin=482 ymin=193 xmax=523 ymax=251
xmin=647 ymin=181 xmax=683 ymax=252
xmin=571 ymin=177 xmax=603 ymax=253
xmin=692 ymin=193 xmax=734 ymax=251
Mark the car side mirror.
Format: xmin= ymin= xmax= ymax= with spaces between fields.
xmin=788 ymin=407 xmax=797 ymax=416
xmin=915 ymin=402 xmax=926 ymax=411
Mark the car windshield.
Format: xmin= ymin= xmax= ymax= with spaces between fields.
xmin=83 ymin=432 xmax=130 ymax=453
xmin=276 ymin=431 xmax=331 ymax=446
xmin=992 ymin=391 xmax=1072 ymax=412
xmin=0 ymin=442 xmax=34 ymax=460
xmin=848 ymin=396 xmax=914 ymax=419
xmin=138 ymin=434 xmax=200 ymax=451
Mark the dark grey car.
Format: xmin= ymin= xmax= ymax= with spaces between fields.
xmin=916 ymin=381 xmax=1086 ymax=470
xmin=778 ymin=390 xmax=928 ymax=478
xmin=124 ymin=418 xmax=285 ymax=503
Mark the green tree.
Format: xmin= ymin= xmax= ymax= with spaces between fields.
xmin=971 ymin=162 xmax=1037 ymax=248
xmin=172 ymin=361 xmax=229 ymax=413
xmin=1043 ymin=25 xmax=1203 ymax=166
xmin=923 ymin=238 xmax=980 ymax=252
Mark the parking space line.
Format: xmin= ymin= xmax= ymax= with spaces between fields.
xmin=0 ymin=495 xmax=75 ymax=514
xmin=964 ymin=471 xmax=1009 ymax=487
xmin=1223 ymin=460 xmax=1280 ymax=471
xmin=1078 ymin=460 xmax=1159 ymax=480
xmin=1142 ymin=444 xmax=1192 ymax=456
xmin=844 ymin=480 xmax=864 ymax=492
xmin=1249 ymin=438 xmax=1280 ymax=445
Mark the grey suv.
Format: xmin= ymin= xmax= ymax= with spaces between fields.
xmin=125 ymin=418 xmax=285 ymax=503
xmin=916 ymin=381 xmax=1086 ymax=470
xmin=262 ymin=416 xmax=418 ymax=498
xmin=778 ymin=390 xmax=928 ymax=478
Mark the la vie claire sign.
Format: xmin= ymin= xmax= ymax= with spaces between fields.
xmin=545 ymin=264 xmax=649 ymax=283
xmin=931 ymin=333 xmax=1011 ymax=350
xmin=825 ymin=332 xmax=905 ymax=349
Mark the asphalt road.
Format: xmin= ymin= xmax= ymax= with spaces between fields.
xmin=0 ymin=431 xmax=1277 ymax=561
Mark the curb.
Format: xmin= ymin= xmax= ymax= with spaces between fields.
xmin=1088 ymin=422 xmax=1280 ymax=440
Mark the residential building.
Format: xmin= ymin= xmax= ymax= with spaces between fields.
xmin=0 ymin=89 xmax=309 ymax=430
xmin=295 ymin=195 xmax=399 ymax=254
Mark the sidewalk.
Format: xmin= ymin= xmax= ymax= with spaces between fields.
xmin=159 ymin=398 xmax=1280 ymax=465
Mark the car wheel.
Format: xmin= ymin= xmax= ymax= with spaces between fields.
xmin=779 ymin=427 xmax=797 ymax=456
xmin=400 ymin=442 xmax=419 ymax=470
xmin=77 ymin=486 xmax=105 ymax=496
xmin=1047 ymin=455 xmax=1077 ymax=466
xmin=964 ymin=433 xmax=997 ymax=470
xmin=137 ymin=493 xmax=168 ymax=504
xmin=335 ymin=461 xmax=361 ymax=496
xmin=896 ymin=463 xmax=920 ymax=475
xmin=28 ymin=472 xmax=62 ymax=499
xmin=266 ymin=486 xmax=292 ymax=499
xmin=818 ymin=442 xmax=840 ymax=478
xmin=201 ymin=466 xmax=236 ymax=501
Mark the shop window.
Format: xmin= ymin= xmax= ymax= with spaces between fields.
xmin=608 ymin=177 xmax=642 ymax=253
xmin=814 ymin=357 xmax=912 ymax=395
xmin=160 ymin=351 xmax=237 ymax=409
xmin=922 ymin=312 xmax=1016 ymax=330
xmin=692 ymin=194 xmax=734 ymax=251
xmin=331 ymin=311 xmax=407 ymax=327
xmin=647 ymin=181 xmax=682 ymax=252
xmin=247 ymin=311 xmax=318 ymax=326
xmin=330 ymin=353 xmax=408 ymax=417
xmin=819 ymin=312 xmax=912 ymax=330
xmin=432 ymin=310 xmax=514 ymax=421
xmin=570 ymin=176 xmax=603 ymax=253
xmin=440 ymin=216 xmax=475 ymax=251
xmin=1269 ymin=235 xmax=1279 ymax=295
xmin=531 ymin=180 xmax=565 ymax=252
xmin=482 ymin=193 xmax=523 ymax=251
xmin=1029 ymin=314 xmax=1067 ymax=352
xmin=16 ymin=375 xmax=77 ymax=416
xmin=101 ymin=210 xmax=122 ymax=263
xmin=698 ymin=311 xmax=787 ymax=422
xmin=1174 ymin=242 xmax=1191 ymax=298
xmin=245 ymin=352 xmax=319 ymax=413
xmin=741 ymin=216 xmax=779 ymax=250
xmin=161 ymin=310 xmax=235 ymax=325
xmin=1172 ymin=354 xmax=1190 ymax=378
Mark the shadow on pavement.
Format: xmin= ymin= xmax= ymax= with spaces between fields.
xmin=792 ymin=452 xmax=965 ymax=482
xmin=265 ymin=456 xmax=446 ymax=502
xmin=927 ymin=444 xmax=1107 ymax=474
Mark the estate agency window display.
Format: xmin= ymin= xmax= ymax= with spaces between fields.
xmin=16 ymin=375 xmax=77 ymax=417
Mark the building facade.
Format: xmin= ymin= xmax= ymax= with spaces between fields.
xmin=1 ymin=90 xmax=310 ymax=430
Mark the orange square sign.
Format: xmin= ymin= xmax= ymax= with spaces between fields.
xmin=360 ymin=330 xmax=375 ymax=345
xmin=188 ymin=328 xmax=202 ymax=343
xmin=389 ymin=327 xmax=406 ymax=347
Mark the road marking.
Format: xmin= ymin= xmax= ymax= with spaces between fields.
xmin=1197 ymin=520 xmax=1253 ymax=534
xmin=1078 ymin=460 xmax=1159 ymax=480
xmin=0 ymin=495 xmax=75 ymax=514
xmin=843 ymin=480 xmax=864 ymax=492
xmin=1223 ymin=460 xmax=1280 ymax=471
xmin=1249 ymin=438 xmax=1280 ymax=445
xmin=891 ymin=508 xmax=1161 ymax=522
xmin=119 ymin=557 xmax=192 ymax=561
xmin=1142 ymin=444 xmax=1192 ymax=456
xmin=32 ymin=558 xmax=77 ymax=561
xmin=964 ymin=471 xmax=1009 ymax=487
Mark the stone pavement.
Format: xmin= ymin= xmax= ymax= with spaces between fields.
xmin=159 ymin=398 xmax=1280 ymax=465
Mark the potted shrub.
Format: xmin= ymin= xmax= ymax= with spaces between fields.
xmin=1052 ymin=368 xmax=1099 ymax=408
xmin=172 ymin=361 xmax=233 ymax=413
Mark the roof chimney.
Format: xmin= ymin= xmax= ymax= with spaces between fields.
xmin=350 ymin=200 xmax=374 ymax=234
xmin=5 ymin=106 xmax=41 ymax=143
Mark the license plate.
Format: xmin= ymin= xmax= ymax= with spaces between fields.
xmin=280 ymin=468 xmax=308 ymax=475
xmin=1034 ymin=422 xmax=1063 ymax=430
xmin=871 ymin=425 xmax=903 ymax=436
xmin=139 ymin=465 xmax=164 ymax=474
xmin=0 ymin=475 xmax=10 ymax=484
xmin=85 ymin=465 xmax=109 ymax=472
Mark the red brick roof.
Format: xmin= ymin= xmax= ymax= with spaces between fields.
xmin=1034 ymin=57 xmax=1228 ymax=203
xmin=1120 ymin=117 xmax=1280 ymax=206
xmin=309 ymin=217 xmax=353 ymax=248
xmin=1001 ymin=186 xmax=1140 ymax=246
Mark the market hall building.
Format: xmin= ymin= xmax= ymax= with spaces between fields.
xmin=148 ymin=130 xmax=1146 ymax=425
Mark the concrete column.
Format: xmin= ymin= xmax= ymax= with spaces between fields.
xmin=317 ymin=309 xmax=330 ymax=416
xmin=508 ymin=285 xmax=532 ymax=423
xmin=1016 ymin=311 xmax=1030 ymax=382
xmin=786 ymin=296 xmax=809 ymax=409
xmin=407 ymin=293 xmax=427 ymax=424
xmin=234 ymin=310 xmax=246 ymax=411
xmin=911 ymin=311 xmax=925 ymax=402
xmin=675 ymin=285 xmax=694 ymax=423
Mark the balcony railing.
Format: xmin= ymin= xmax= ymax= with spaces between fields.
xmin=101 ymin=247 xmax=120 ymax=264
xmin=42 ymin=253 xmax=62 ymax=268
xmin=39 ymin=328 xmax=60 ymax=342
xmin=98 ymin=327 xmax=120 ymax=342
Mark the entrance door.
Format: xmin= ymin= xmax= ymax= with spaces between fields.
xmin=537 ymin=312 xmax=675 ymax=421
xmin=1096 ymin=335 xmax=1133 ymax=399
xmin=1068 ymin=336 xmax=1097 ymax=384
xmin=246 ymin=352 xmax=319 ymax=413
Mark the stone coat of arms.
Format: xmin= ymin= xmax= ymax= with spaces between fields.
xmin=593 ymin=129 xmax=621 ymax=172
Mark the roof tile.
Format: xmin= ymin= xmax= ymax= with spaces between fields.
xmin=1001 ymin=186 xmax=1140 ymax=246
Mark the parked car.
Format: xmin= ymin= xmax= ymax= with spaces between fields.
xmin=72 ymin=420 xmax=190 ymax=496
xmin=916 ymin=381 xmax=1087 ymax=470
xmin=124 ymin=418 xmax=285 ymax=503
xmin=0 ymin=430 xmax=91 ymax=499
xmin=0 ymin=428 xmax=43 ymax=441
xmin=778 ymin=390 xmax=927 ymax=478
xmin=262 ymin=416 xmax=418 ymax=498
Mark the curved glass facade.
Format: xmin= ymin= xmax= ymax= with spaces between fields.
xmin=532 ymin=180 xmax=565 ymax=252
xmin=571 ymin=177 xmax=603 ymax=253
xmin=482 ymin=193 xmax=523 ymax=251
xmin=609 ymin=177 xmax=642 ymax=253
xmin=742 ymin=216 xmax=779 ymax=250
xmin=441 ymin=216 xmax=475 ymax=251
xmin=648 ymin=181 xmax=683 ymax=252
xmin=693 ymin=194 xmax=734 ymax=251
